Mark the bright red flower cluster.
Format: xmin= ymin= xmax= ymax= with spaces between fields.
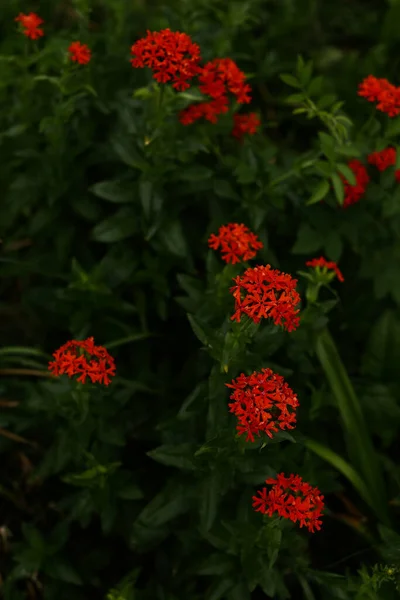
xmin=68 ymin=41 xmax=91 ymax=65
xmin=306 ymin=256 xmax=344 ymax=282
xmin=179 ymin=58 xmax=252 ymax=126
xmin=48 ymin=337 xmax=116 ymax=386
xmin=358 ymin=75 xmax=400 ymax=117
xmin=252 ymin=473 xmax=324 ymax=533
xmin=226 ymin=368 xmax=299 ymax=442
xmin=340 ymin=159 xmax=370 ymax=208
xmin=232 ymin=113 xmax=261 ymax=141
xmin=368 ymin=147 xmax=400 ymax=182
xmin=230 ymin=265 xmax=301 ymax=331
xmin=15 ymin=12 xmax=44 ymax=40
xmin=208 ymin=223 xmax=263 ymax=264
xmin=130 ymin=29 xmax=201 ymax=91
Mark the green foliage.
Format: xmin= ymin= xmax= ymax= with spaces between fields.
xmin=1 ymin=0 xmax=400 ymax=599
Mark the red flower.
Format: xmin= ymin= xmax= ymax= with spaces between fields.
xmin=253 ymin=473 xmax=324 ymax=533
xmin=339 ymin=159 xmax=370 ymax=208
xmin=368 ymin=147 xmax=396 ymax=171
xmin=306 ymin=256 xmax=344 ymax=282
xmin=226 ymin=368 xmax=299 ymax=442
xmin=68 ymin=41 xmax=91 ymax=65
xmin=358 ymin=75 xmax=400 ymax=118
xmin=15 ymin=12 xmax=44 ymax=40
xmin=230 ymin=265 xmax=301 ymax=331
xmin=208 ymin=223 xmax=263 ymax=264
xmin=48 ymin=337 xmax=116 ymax=386
xmin=130 ymin=29 xmax=201 ymax=91
xmin=232 ymin=113 xmax=261 ymax=140
xmin=180 ymin=58 xmax=252 ymax=125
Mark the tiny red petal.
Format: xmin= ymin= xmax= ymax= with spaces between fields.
xmin=305 ymin=256 xmax=344 ymax=282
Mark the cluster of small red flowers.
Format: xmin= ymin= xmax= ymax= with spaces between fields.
xmin=306 ymin=256 xmax=344 ymax=282
xmin=368 ymin=147 xmax=400 ymax=183
xmin=232 ymin=113 xmax=261 ymax=140
xmin=252 ymin=473 xmax=324 ymax=533
xmin=226 ymin=368 xmax=299 ymax=442
xmin=48 ymin=337 xmax=116 ymax=385
xmin=339 ymin=159 xmax=370 ymax=208
xmin=208 ymin=223 xmax=263 ymax=264
xmin=230 ymin=264 xmax=301 ymax=332
xmin=130 ymin=29 xmax=259 ymax=139
xmin=15 ymin=13 xmax=91 ymax=65
xmin=358 ymin=75 xmax=400 ymax=117
xmin=130 ymin=29 xmax=201 ymax=91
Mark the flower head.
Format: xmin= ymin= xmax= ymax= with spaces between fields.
xmin=68 ymin=41 xmax=91 ymax=65
xmin=358 ymin=75 xmax=400 ymax=118
xmin=252 ymin=473 xmax=324 ymax=533
xmin=230 ymin=265 xmax=301 ymax=331
xmin=340 ymin=159 xmax=370 ymax=208
xmin=15 ymin=12 xmax=44 ymax=40
xmin=306 ymin=256 xmax=344 ymax=282
xmin=180 ymin=58 xmax=252 ymax=125
xmin=232 ymin=113 xmax=261 ymax=140
xmin=130 ymin=29 xmax=201 ymax=91
xmin=208 ymin=223 xmax=263 ymax=264
xmin=48 ymin=337 xmax=116 ymax=386
xmin=226 ymin=368 xmax=299 ymax=442
xmin=368 ymin=147 xmax=396 ymax=171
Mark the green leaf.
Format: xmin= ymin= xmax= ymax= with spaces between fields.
xmin=315 ymin=328 xmax=389 ymax=525
xmin=199 ymin=471 xmax=221 ymax=534
xmin=89 ymin=180 xmax=134 ymax=203
xmin=46 ymin=558 xmax=83 ymax=585
xmin=292 ymin=223 xmax=323 ymax=254
xmin=147 ymin=444 xmax=196 ymax=470
xmin=91 ymin=208 xmax=138 ymax=243
xmin=386 ymin=116 xmax=400 ymax=138
xmin=179 ymin=166 xmax=213 ymax=181
xmin=279 ymin=74 xmax=301 ymax=88
xmin=188 ymin=315 xmax=210 ymax=347
xmin=286 ymin=93 xmax=306 ymax=104
xmin=139 ymin=180 xmax=153 ymax=218
xmin=330 ymin=173 xmax=345 ymax=205
xmin=306 ymin=179 xmax=330 ymax=205
xmin=337 ymin=163 xmax=357 ymax=185
xmin=159 ymin=220 xmax=188 ymax=257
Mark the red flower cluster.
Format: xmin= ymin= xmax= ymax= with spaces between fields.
xmin=208 ymin=223 xmax=263 ymax=264
xmin=252 ymin=473 xmax=324 ymax=533
xmin=358 ymin=75 xmax=400 ymax=117
xmin=15 ymin=12 xmax=44 ymax=40
xmin=48 ymin=337 xmax=116 ymax=386
xmin=226 ymin=368 xmax=299 ymax=442
xmin=130 ymin=29 xmax=201 ymax=91
xmin=340 ymin=159 xmax=370 ymax=208
xmin=232 ymin=113 xmax=261 ymax=141
xmin=368 ymin=147 xmax=400 ymax=182
xmin=230 ymin=265 xmax=301 ymax=331
xmin=68 ymin=41 xmax=91 ymax=65
xmin=306 ymin=256 xmax=344 ymax=282
xmin=179 ymin=58 xmax=252 ymax=125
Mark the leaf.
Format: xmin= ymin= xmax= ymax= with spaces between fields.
xmin=117 ymin=485 xmax=144 ymax=500
xmin=89 ymin=180 xmax=134 ymax=204
xmin=147 ymin=444 xmax=197 ymax=470
xmin=139 ymin=180 xmax=153 ymax=218
xmin=337 ymin=163 xmax=356 ymax=186
xmin=279 ymin=74 xmax=300 ymax=88
xmin=179 ymin=166 xmax=213 ymax=181
xmin=91 ymin=208 xmax=138 ymax=243
xmin=292 ymin=224 xmax=323 ymax=254
xmin=306 ymin=179 xmax=330 ymax=205
xmin=386 ymin=116 xmax=400 ymax=138
xmin=187 ymin=315 xmax=210 ymax=347
xmin=199 ymin=471 xmax=221 ymax=534
xmin=46 ymin=558 xmax=83 ymax=585
xmin=330 ymin=173 xmax=344 ymax=205
xmin=159 ymin=220 xmax=188 ymax=257
xmin=213 ymin=179 xmax=239 ymax=199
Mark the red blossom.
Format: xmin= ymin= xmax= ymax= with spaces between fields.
xmin=180 ymin=58 xmax=252 ymax=125
xmin=226 ymin=368 xmax=299 ymax=442
xmin=230 ymin=264 xmax=301 ymax=331
xmin=130 ymin=29 xmax=201 ymax=91
xmin=339 ymin=159 xmax=370 ymax=208
xmin=15 ymin=12 xmax=44 ymax=40
xmin=306 ymin=256 xmax=344 ymax=282
xmin=368 ymin=147 xmax=396 ymax=171
xmin=68 ymin=41 xmax=91 ymax=65
xmin=48 ymin=337 xmax=116 ymax=386
xmin=252 ymin=473 xmax=324 ymax=533
xmin=358 ymin=75 xmax=400 ymax=118
xmin=232 ymin=113 xmax=261 ymax=140
xmin=208 ymin=223 xmax=263 ymax=264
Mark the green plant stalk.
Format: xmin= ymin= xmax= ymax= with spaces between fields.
xmin=315 ymin=327 xmax=390 ymax=526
